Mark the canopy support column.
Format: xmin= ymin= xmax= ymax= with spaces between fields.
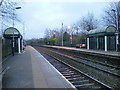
xmin=97 ymin=37 xmax=99 ymax=49
xmin=18 ymin=38 xmax=21 ymax=53
xmin=105 ymin=36 xmax=107 ymax=51
xmin=87 ymin=37 xmax=89 ymax=50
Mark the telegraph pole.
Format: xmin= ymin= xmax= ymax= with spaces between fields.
xmin=62 ymin=23 xmax=63 ymax=46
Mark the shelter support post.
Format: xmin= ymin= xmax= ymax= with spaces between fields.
xmin=87 ymin=37 xmax=89 ymax=50
xmin=18 ymin=38 xmax=21 ymax=53
xmin=97 ymin=37 xmax=99 ymax=49
xmin=116 ymin=33 xmax=119 ymax=51
xmin=105 ymin=36 xmax=107 ymax=51
xmin=22 ymin=39 xmax=23 ymax=52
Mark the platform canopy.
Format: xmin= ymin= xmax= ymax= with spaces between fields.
xmin=88 ymin=26 xmax=116 ymax=36
xmin=3 ymin=27 xmax=21 ymax=38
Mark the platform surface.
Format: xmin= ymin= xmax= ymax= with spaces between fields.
xmin=2 ymin=46 xmax=75 ymax=88
xmin=44 ymin=45 xmax=120 ymax=57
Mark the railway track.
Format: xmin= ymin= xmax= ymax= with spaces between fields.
xmin=42 ymin=46 xmax=119 ymax=77
xmin=34 ymin=46 xmax=117 ymax=89
xmin=45 ymin=46 xmax=120 ymax=69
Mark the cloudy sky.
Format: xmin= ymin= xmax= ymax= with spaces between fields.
xmin=14 ymin=0 xmax=111 ymax=40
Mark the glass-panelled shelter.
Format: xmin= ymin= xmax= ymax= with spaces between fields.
xmin=3 ymin=27 xmax=23 ymax=54
xmin=87 ymin=26 xmax=116 ymax=51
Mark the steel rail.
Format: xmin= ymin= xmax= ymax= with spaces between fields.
xmin=35 ymin=46 xmax=115 ymax=90
xmin=44 ymin=48 xmax=120 ymax=77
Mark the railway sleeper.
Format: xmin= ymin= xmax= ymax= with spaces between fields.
xmin=64 ymin=75 xmax=81 ymax=78
xmin=56 ymin=68 xmax=68 ymax=70
xmin=57 ymin=66 xmax=67 ymax=68
xmin=59 ymin=69 xmax=73 ymax=72
xmin=61 ymin=71 xmax=75 ymax=74
xmin=62 ymin=73 xmax=78 ymax=76
xmin=63 ymin=74 xmax=80 ymax=76
xmin=67 ymin=77 xmax=85 ymax=81
xmin=61 ymin=72 xmax=76 ymax=75
xmin=74 ymin=83 xmax=94 ymax=88
xmin=56 ymin=67 xmax=69 ymax=70
xmin=71 ymin=80 xmax=89 ymax=84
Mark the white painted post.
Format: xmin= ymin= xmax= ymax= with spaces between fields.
xmin=97 ymin=37 xmax=99 ymax=49
xmin=105 ymin=36 xmax=107 ymax=51
xmin=116 ymin=34 xmax=118 ymax=51
xmin=87 ymin=38 xmax=89 ymax=50
xmin=18 ymin=38 xmax=21 ymax=53
xmin=21 ymin=39 xmax=23 ymax=52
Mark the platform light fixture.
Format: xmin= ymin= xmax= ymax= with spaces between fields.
xmin=12 ymin=6 xmax=21 ymax=27
xmin=61 ymin=23 xmax=63 ymax=46
xmin=67 ymin=25 xmax=73 ymax=47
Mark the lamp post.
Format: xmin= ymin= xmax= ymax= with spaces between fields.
xmin=12 ymin=31 xmax=15 ymax=56
xmin=12 ymin=6 xmax=21 ymax=55
xmin=12 ymin=7 xmax=21 ymax=27
xmin=62 ymin=23 xmax=63 ymax=46
xmin=0 ymin=15 xmax=3 ymax=37
xmin=23 ymin=22 xmax=25 ymax=40
xmin=112 ymin=9 xmax=119 ymax=51
xmin=53 ymin=31 xmax=56 ymax=45
xmin=67 ymin=25 xmax=72 ymax=47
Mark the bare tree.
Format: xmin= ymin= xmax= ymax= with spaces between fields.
xmin=0 ymin=0 xmax=21 ymax=24
xmin=78 ymin=13 xmax=98 ymax=31
xmin=0 ymin=0 xmax=3 ymax=7
xmin=44 ymin=28 xmax=51 ymax=39
xmin=103 ymin=1 xmax=120 ymax=51
xmin=103 ymin=1 xmax=120 ymax=28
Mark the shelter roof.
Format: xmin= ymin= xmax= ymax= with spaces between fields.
xmin=88 ymin=26 xmax=116 ymax=36
xmin=3 ymin=27 xmax=21 ymax=38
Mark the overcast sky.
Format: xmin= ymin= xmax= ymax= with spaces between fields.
xmin=14 ymin=0 xmax=111 ymax=40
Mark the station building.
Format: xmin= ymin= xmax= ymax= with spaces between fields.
xmin=87 ymin=26 xmax=117 ymax=51
xmin=3 ymin=27 xmax=23 ymax=55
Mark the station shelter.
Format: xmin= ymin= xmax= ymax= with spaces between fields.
xmin=87 ymin=26 xmax=116 ymax=51
xmin=3 ymin=27 xmax=23 ymax=54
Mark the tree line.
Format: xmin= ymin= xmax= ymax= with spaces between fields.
xmin=43 ymin=2 xmax=120 ymax=47
xmin=0 ymin=1 xmax=119 ymax=47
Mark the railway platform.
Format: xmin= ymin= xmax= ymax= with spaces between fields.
xmin=44 ymin=45 xmax=120 ymax=57
xmin=2 ymin=46 xmax=75 ymax=89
